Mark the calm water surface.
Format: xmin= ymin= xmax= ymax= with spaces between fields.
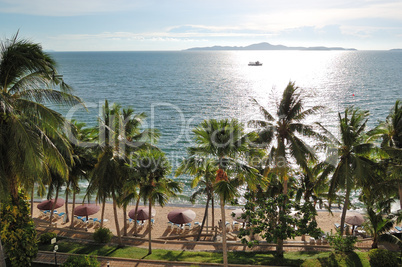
xmin=50 ymin=50 xmax=402 ymax=205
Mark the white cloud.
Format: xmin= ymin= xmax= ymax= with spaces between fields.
xmin=0 ymin=0 xmax=143 ymax=16
xmin=241 ymin=1 xmax=402 ymax=33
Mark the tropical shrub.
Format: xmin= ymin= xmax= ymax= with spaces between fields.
xmin=93 ymin=227 xmax=113 ymax=243
xmin=326 ymin=232 xmax=358 ymax=253
xmin=368 ymin=248 xmax=399 ymax=267
xmin=0 ymin=191 xmax=38 ymax=267
xmin=38 ymin=232 xmax=57 ymax=245
xmin=61 ymin=255 xmax=100 ymax=267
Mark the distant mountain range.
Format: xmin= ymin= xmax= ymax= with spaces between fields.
xmin=186 ymin=42 xmax=357 ymax=51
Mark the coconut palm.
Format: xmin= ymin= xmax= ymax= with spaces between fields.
xmin=0 ymin=32 xmax=82 ymax=204
xmin=248 ymin=82 xmax=325 ymax=256
xmin=296 ymin=160 xmax=333 ymax=212
xmin=131 ymin=149 xmax=182 ymax=255
xmin=86 ymin=100 xmax=159 ymax=244
xmin=176 ymin=157 xmax=217 ymax=241
xmin=324 ymin=107 xmax=378 ymax=236
xmin=248 ymin=81 xmax=325 ymax=194
xmin=63 ymin=121 xmax=97 ymax=224
xmin=0 ymin=32 xmax=82 ymax=266
xmin=188 ymin=118 xmax=260 ymax=267
xmin=369 ymin=100 xmax=402 ymax=207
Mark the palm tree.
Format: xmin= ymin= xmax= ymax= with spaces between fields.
xmin=0 ymin=32 xmax=82 ymax=266
xmin=176 ymin=157 xmax=217 ymax=240
xmin=0 ymin=32 xmax=82 ymax=204
xmin=248 ymin=82 xmax=325 ymax=194
xmin=248 ymin=82 xmax=325 ymax=256
xmin=86 ymin=100 xmax=158 ymax=244
xmin=296 ymin=160 xmax=333 ymax=212
xmin=324 ymin=107 xmax=378 ymax=236
xmin=131 ymin=149 xmax=182 ymax=255
xmin=64 ymin=121 xmax=96 ymax=224
xmin=369 ymin=100 xmax=402 ymax=207
xmin=361 ymin=190 xmax=395 ymax=248
xmin=188 ymin=119 xmax=260 ymax=267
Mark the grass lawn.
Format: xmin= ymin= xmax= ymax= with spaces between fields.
xmin=38 ymin=241 xmax=372 ymax=266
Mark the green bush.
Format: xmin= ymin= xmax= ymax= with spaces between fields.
xmin=61 ymin=255 xmax=100 ymax=267
xmin=93 ymin=227 xmax=113 ymax=243
xmin=326 ymin=232 xmax=357 ymax=252
xmin=368 ymin=248 xmax=399 ymax=267
xmin=0 ymin=191 xmax=38 ymax=267
xmin=38 ymin=232 xmax=57 ymax=245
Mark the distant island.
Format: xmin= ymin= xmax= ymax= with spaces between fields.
xmin=186 ymin=42 xmax=357 ymax=51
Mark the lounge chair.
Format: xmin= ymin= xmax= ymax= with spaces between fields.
xmin=232 ymin=221 xmax=239 ymax=231
xmin=395 ymin=226 xmax=402 ymax=232
xmin=194 ymin=221 xmax=200 ymax=228
xmin=167 ymin=221 xmax=173 ymax=230
xmin=184 ymin=223 xmax=191 ymax=230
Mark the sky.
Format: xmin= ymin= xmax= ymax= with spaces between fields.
xmin=1 ymin=0 xmax=401 ymax=51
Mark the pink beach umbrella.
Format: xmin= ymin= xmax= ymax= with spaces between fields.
xmin=342 ymin=212 xmax=365 ymax=226
xmin=37 ymin=198 xmax=65 ymax=210
xmin=167 ymin=209 xmax=196 ymax=225
xmin=74 ymin=204 xmax=100 ymax=220
xmin=128 ymin=207 xmax=156 ymax=221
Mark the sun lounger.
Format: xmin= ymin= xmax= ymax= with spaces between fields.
xmin=396 ymin=226 xmax=402 ymax=232
xmin=167 ymin=221 xmax=173 ymax=230
xmin=184 ymin=223 xmax=191 ymax=230
xmin=225 ymin=221 xmax=231 ymax=232
xmin=127 ymin=218 xmax=133 ymax=224
xmin=194 ymin=221 xmax=200 ymax=228
xmin=233 ymin=221 xmax=239 ymax=231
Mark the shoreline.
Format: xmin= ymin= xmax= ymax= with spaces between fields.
xmin=33 ymin=201 xmax=348 ymax=241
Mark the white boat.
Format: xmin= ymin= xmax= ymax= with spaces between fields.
xmin=248 ymin=61 xmax=262 ymax=66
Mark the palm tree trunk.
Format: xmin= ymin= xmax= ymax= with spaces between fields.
xmin=197 ymin=196 xmax=210 ymax=241
xmin=398 ymin=183 xmax=402 ymax=209
xmin=340 ymin=186 xmax=351 ymax=236
xmin=0 ymin=237 xmax=5 ymax=267
xmin=112 ymin=194 xmax=122 ymax=246
xmin=133 ymin=197 xmax=140 ymax=236
xmin=64 ymin=185 xmax=70 ymax=223
xmin=100 ymin=199 xmax=106 ymax=228
xmin=211 ymin=194 xmax=215 ymax=229
xmin=30 ymin=187 xmax=34 ymax=218
xmin=220 ymin=197 xmax=228 ymax=267
xmin=0 ymin=200 xmax=7 ymax=267
xmin=123 ymin=205 xmax=127 ymax=236
xmin=49 ymin=189 xmax=59 ymax=226
xmin=70 ymin=191 xmax=76 ymax=228
xmin=276 ymin=173 xmax=288 ymax=257
xmin=148 ymin=198 xmax=152 ymax=255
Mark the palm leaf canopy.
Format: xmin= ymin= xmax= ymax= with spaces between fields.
xmin=0 ymin=33 xmax=83 ymax=199
xmin=248 ymin=82 xmax=325 ymax=179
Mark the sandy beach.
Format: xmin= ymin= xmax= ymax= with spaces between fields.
xmin=33 ymin=201 xmax=343 ymax=241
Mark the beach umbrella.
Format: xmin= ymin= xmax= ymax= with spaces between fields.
xmin=37 ymin=198 xmax=65 ymax=210
xmin=231 ymin=209 xmax=245 ymax=223
xmin=128 ymin=207 xmax=156 ymax=221
xmin=343 ymin=212 xmax=365 ymax=226
xmin=74 ymin=204 xmax=100 ymax=220
xmin=167 ymin=209 xmax=196 ymax=225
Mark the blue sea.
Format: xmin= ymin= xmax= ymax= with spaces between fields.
xmin=50 ymin=50 xmax=402 ymax=206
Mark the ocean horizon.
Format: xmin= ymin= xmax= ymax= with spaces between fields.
xmin=48 ymin=50 xmax=402 ymax=206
